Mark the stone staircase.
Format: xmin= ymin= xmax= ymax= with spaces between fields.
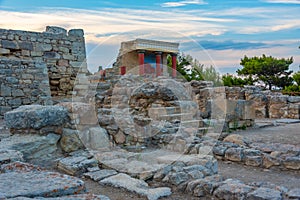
xmin=94 ymin=75 xmax=221 ymax=153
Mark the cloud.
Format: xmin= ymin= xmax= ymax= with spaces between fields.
xmin=263 ymin=0 xmax=300 ymax=4
xmin=161 ymin=0 xmax=206 ymax=7
xmin=0 ymin=7 xmax=230 ymax=43
xmin=193 ymin=40 xmax=279 ymax=50
xmin=0 ymin=5 xmax=299 ymax=73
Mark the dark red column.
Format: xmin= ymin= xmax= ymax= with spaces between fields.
xmin=138 ymin=50 xmax=145 ymax=75
xmin=172 ymin=53 xmax=177 ymax=78
xmin=120 ymin=66 xmax=126 ymax=75
xmin=156 ymin=52 xmax=162 ymax=77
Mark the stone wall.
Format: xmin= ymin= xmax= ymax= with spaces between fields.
xmin=0 ymin=26 xmax=87 ymax=97
xmin=226 ymin=86 xmax=300 ymax=119
xmin=0 ymin=59 xmax=52 ymax=117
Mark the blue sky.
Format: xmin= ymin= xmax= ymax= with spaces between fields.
xmin=0 ymin=0 xmax=299 ymax=73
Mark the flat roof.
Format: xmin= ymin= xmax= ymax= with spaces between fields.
xmin=121 ymin=38 xmax=179 ymax=54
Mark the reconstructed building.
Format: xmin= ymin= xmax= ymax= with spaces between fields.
xmin=114 ymin=39 xmax=179 ymax=77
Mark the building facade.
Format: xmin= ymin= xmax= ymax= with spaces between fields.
xmin=114 ymin=39 xmax=179 ymax=77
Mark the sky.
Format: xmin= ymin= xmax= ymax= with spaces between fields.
xmin=0 ymin=0 xmax=299 ymax=74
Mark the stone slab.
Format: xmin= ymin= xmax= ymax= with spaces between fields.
xmin=275 ymin=119 xmax=300 ymax=124
xmin=5 ymin=105 xmax=68 ymax=130
xmin=57 ymin=155 xmax=98 ymax=176
xmin=100 ymin=173 xmax=171 ymax=200
xmin=9 ymin=194 xmax=110 ymax=200
xmin=84 ymin=169 xmax=118 ymax=181
xmin=0 ymin=171 xmax=85 ymax=198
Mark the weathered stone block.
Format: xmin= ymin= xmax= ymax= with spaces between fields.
xmin=35 ymin=43 xmax=52 ymax=51
xmin=283 ymin=157 xmax=300 ymax=170
xmin=0 ymin=84 xmax=12 ymax=96
xmin=0 ymin=48 xmax=10 ymax=54
xmin=100 ymin=173 xmax=172 ymax=200
xmin=0 ymin=170 xmax=85 ymax=198
xmin=0 ymin=133 xmax=60 ymax=160
xmin=213 ymin=179 xmax=254 ymax=200
xmin=225 ymin=148 xmax=244 ymax=162
xmin=46 ymin=26 xmax=67 ymax=35
xmin=68 ymin=29 xmax=84 ymax=37
xmin=60 ymin=128 xmax=85 ymax=153
xmin=262 ymin=155 xmax=281 ymax=169
xmin=4 ymin=105 xmax=69 ymax=130
xmin=18 ymin=41 xmax=33 ymax=51
xmin=44 ymin=51 xmax=61 ymax=59
xmin=245 ymin=156 xmax=262 ymax=167
xmin=247 ymin=187 xmax=282 ymax=200
xmin=1 ymin=40 xmax=18 ymax=49
xmin=80 ymin=127 xmax=110 ymax=150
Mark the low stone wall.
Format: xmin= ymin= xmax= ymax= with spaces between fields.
xmin=0 ymin=59 xmax=52 ymax=117
xmin=213 ymin=139 xmax=300 ymax=171
xmin=226 ymin=86 xmax=300 ymax=119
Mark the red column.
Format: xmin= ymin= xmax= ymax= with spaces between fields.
xmin=120 ymin=66 xmax=126 ymax=75
xmin=172 ymin=54 xmax=177 ymax=78
xmin=138 ymin=51 xmax=145 ymax=75
xmin=156 ymin=52 xmax=162 ymax=77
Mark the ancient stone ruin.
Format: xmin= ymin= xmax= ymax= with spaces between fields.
xmin=0 ymin=26 xmax=87 ymax=116
xmin=0 ymin=26 xmax=299 ymax=200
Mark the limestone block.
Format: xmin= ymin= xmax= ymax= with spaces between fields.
xmin=18 ymin=41 xmax=33 ymax=51
xmin=45 ymin=26 xmax=67 ymax=35
xmin=247 ymin=187 xmax=282 ymax=200
xmin=213 ymin=179 xmax=254 ymax=200
xmin=44 ymin=51 xmax=61 ymax=59
xmin=245 ymin=156 xmax=262 ymax=167
xmin=283 ymin=157 xmax=300 ymax=170
xmin=1 ymin=40 xmax=18 ymax=49
xmin=100 ymin=173 xmax=172 ymax=200
xmin=0 ymin=133 xmax=60 ymax=160
xmin=68 ymin=29 xmax=84 ymax=37
xmin=0 ymin=170 xmax=85 ymax=198
xmin=0 ymin=84 xmax=12 ymax=96
xmin=223 ymin=134 xmax=248 ymax=146
xmin=35 ymin=43 xmax=52 ymax=51
xmin=0 ymin=48 xmax=10 ymax=54
xmin=60 ymin=128 xmax=85 ymax=153
xmin=80 ymin=127 xmax=110 ymax=150
xmin=225 ymin=148 xmax=244 ymax=162
xmin=4 ymin=105 xmax=68 ymax=130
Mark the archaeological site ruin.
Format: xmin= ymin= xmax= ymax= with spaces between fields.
xmin=0 ymin=26 xmax=299 ymax=200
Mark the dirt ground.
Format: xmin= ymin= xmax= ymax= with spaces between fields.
xmin=232 ymin=122 xmax=300 ymax=145
xmin=217 ymin=122 xmax=300 ymax=190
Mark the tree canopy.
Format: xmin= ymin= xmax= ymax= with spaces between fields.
xmin=168 ymin=53 xmax=222 ymax=85
xmin=237 ymin=54 xmax=293 ymax=90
